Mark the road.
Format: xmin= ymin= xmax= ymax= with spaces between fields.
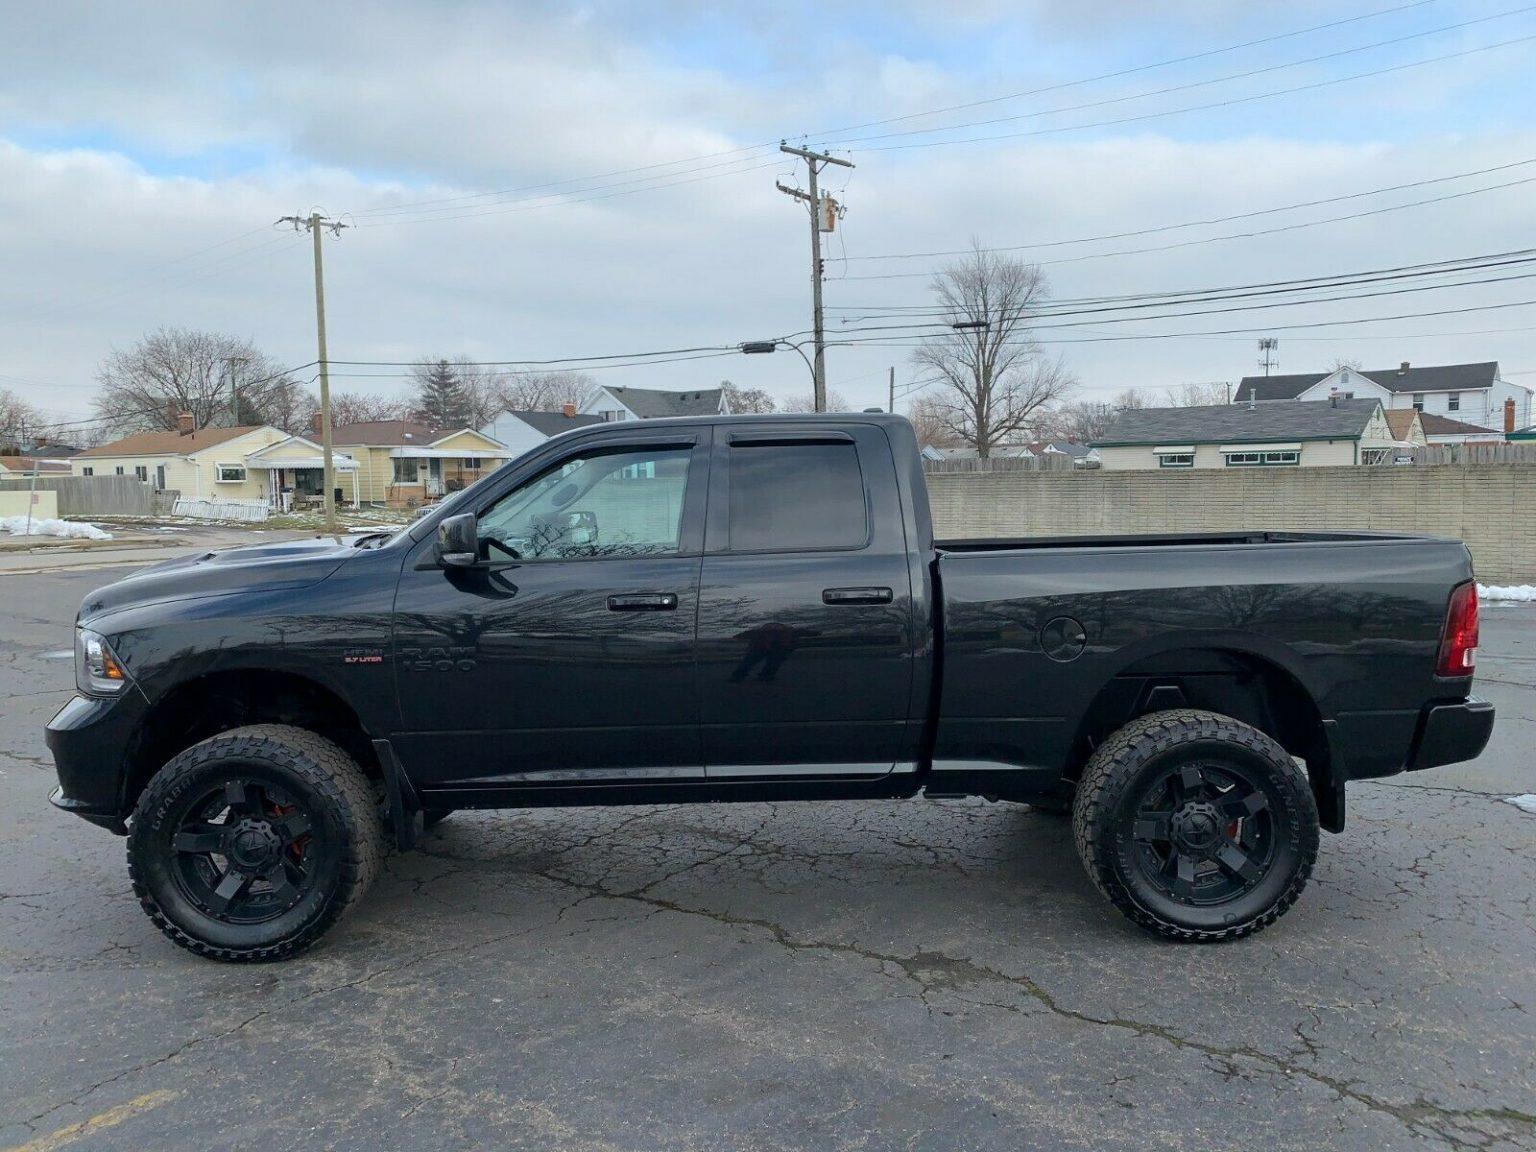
xmin=1 ymin=563 xmax=1533 ymax=1151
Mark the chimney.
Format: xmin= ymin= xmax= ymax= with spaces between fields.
xmin=311 ymin=411 xmax=324 ymax=436
xmin=176 ymin=412 xmax=195 ymax=435
xmin=1398 ymin=361 xmax=1410 ymax=375
xmin=562 ymin=403 xmax=577 ymax=418
xmin=1506 ymin=398 xmax=1517 ymax=434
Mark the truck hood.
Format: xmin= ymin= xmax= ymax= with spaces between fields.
xmin=80 ymin=536 xmax=366 ymax=622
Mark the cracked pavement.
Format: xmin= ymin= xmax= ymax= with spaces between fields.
xmin=2 ymin=568 xmax=1533 ymax=1151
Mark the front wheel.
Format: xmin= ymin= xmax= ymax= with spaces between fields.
xmin=1072 ymin=710 xmax=1319 ymax=942
xmin=127 ymin=724 xmax=384 ymax=962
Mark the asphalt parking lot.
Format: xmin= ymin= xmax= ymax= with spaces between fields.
xmin=2 ymin=563 xmax=1533 ymax=1152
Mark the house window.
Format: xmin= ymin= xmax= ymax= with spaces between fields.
xmin=215 ymin=463 xmax=246 ymax=482
xmin=134 ymin=465 xmax=148 ymax=481
xmin=1224 ymin=450 xmax=1300 ymax=467
xmin=392 ymin=458 xmax=420 ymax=483
xmin=1447 ymin=392 xmax=1460 ymax=412
xmin=1412 ymin=393 xmax=1425 ymax=411
xmin=81 ymin=467 xmax=94 ymax=477
xmin=1157 ymin=452 xmax=1195 ymax=468
xmin=600 ymin=409 xmax=626 ymax=422
xmin=461 ymin=457 xmax=481 ymax=469
xmin=115 ymin=466 xmax=124 ymax=476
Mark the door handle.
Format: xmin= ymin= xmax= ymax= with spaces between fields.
xmin=822 ymin=586 xmax=894 ymax=606
xmin=607 ymin=592 xmax=679 ymax=611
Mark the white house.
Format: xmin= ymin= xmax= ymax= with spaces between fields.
xmin=480 ymin=406 xmax=603 ymax=458
xmin=580 ymin=386 xmax=730 ymax=422
xmin=1234 ymin=361 xmax=1533 ymax=434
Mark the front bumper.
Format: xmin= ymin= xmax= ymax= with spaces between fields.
xmin=45 ymin=691 xmax=147 ymax=835
xmin=1409 ymin=696 xmax=1495 ymax=771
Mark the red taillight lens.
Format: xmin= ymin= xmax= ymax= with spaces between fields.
xmin=1436 ymin=582 xmax=1479 ymax=677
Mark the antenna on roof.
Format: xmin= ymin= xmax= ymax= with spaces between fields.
xmin=1258 ymin=337 xmax=1279 ymax=377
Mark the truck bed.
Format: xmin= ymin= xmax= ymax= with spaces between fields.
xmin=936 ymin=529 xmax=1437 ymax=552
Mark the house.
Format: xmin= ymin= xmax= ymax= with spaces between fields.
xmin=480 ymin=405 xmax=603 ymax=457
xmin=329 ymin=419 xmax=514 ymax=508
xmin=1416 ymin=412 xmax=1506 ymax=445
xmin=1233 ymin=361 xmax=1533 ymax=433
xmin=580 ymin=385 xmax=729 ymax=422
xmin=241 ymin=434 xmax=360 ymax=508
xmin=71 ymin=419 xmax=294 ymax=501
xmin=0 ymin=455 xmax=72 ymax=478
xmin=1092 ymin=398 xmax=1397 ymax=469
xmin=1383 ymin=409 xmax=1426 ymax=446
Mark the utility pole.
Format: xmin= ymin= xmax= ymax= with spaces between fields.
xmin=221 ymin=356 xmax=248 ymax=427
xmin=778 ymin=142 xmax=852 ymax=413
xmin=888 ymin=366 xmax=895 ymax=415
xmin=277 ymin=212 xmax=348 ymax=534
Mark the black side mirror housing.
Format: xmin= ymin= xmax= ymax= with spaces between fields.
xmin=437 ymin=513 xmax=479 ymax=568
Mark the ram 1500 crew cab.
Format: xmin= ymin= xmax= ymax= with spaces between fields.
xmin=47 ymin=414 xmax=1494 ymax=959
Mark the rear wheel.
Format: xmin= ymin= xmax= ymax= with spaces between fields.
xmin=127 ymin=724 xmax=383 ymax=962
xmin=1072 ymin=710 xmax=1318 ymax=942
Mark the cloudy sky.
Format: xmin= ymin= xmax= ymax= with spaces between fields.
xmin=3 ymin=0 xmax=1535 ymax=427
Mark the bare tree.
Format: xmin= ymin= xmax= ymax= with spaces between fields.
xmin=0 ymin=388 xmax=47 ymax=451
xmin=1331 ymin=356 xmax=1363 ymax=372
xmin=491 ymin=370 xmax=596 ymax=413
xmin=906 ymin=393 xmax=963 ymax=448
xmin=720 ymin=381 xmax=776 ymax=414
xmin=1048 ymin=389 xmax=1144 ymax=443
xmin=781 ymin=389 xmax=850 ymax=413
xmin=911 ymin=243 xmax=1076 ymax=457
xmin=94 ymin=328 xmax=296 ymax=435
xmin=325 ymin=390 xmax=412 ymax=427
xmin=1164 ymin=381 xmax=1231 ymax=406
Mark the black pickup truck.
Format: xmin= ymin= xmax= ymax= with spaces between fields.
xmin=47 ymin=414 xmax=1493 ymax=960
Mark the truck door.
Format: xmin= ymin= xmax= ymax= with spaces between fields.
xmin=390 ymin=432 xmax=710 ymax=787
xmin=695 ymin=423 xmax=919 ymax=777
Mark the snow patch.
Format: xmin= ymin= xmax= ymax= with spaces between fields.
xmin=1503 ymin=794 xmax=1536 ymax=815
xmin=1 ymin=516 xmax=113 ymax=540
xmin=1479 ymin=584 xmax=1536 ymax=602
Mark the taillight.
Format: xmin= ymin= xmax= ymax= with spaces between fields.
xmin=1436 ymin=582 xmax=1479 ymax=677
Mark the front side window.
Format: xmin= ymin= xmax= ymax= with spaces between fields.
xmin=392 ymin=458 xmax=419 ymax=483
xmin=1224 ymin=450 xmax=1299 ymax=467
xmin=727 ymin=441 xmax=867 ymax=552
xmin=477 ymin=445 xmax=691 ymax=560
xmin=215 ymin=463 xmax=246 ymax=482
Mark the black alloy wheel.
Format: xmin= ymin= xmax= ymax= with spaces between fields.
xmin=128 ymin=724 xmax=383 ymax=962
xmin=1073 ymin=710 xmax=1319 ymax=942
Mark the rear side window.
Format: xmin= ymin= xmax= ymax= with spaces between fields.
xmin=727 ymin=442 xmax=868 ymax=551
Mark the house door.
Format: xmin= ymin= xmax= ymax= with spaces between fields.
xmin=154 ymin=464 xmax=166 ymax=490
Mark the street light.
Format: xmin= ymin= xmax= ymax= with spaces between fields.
xmin=739 ymin=338 xmax=817 ymax=385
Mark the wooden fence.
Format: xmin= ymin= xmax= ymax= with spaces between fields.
xmin=0 ymin=475 xmax=154 ymax=516
xmin=921 ymin=454 xmax=1078 ymax=473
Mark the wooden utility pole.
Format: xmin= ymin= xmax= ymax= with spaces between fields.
xmin=277 ymin=212 xmax=348 ymax=534
xmin=778 ymin=143 xmax=852 ymax=413
xmin=888 ymin=366 xmax=895 ymax=415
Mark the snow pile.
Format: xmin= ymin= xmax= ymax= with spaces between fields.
xmin=1479 ymin=584 xmax=1536 ymax=602
xmin=0 ymin=516 xmax=113 ymax=540
xmin=1503 ymin=795 xmax=1536 ymax=815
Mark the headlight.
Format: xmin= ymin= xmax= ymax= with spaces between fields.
xmin=76 ymin=628 xmax=128 ymax=695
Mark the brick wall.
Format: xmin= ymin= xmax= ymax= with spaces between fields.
xmin=926 ymin=464 xmax=1536 ymax=584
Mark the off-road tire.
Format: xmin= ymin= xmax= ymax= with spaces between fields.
xmin=1072 ymin=709 xmax=1319 ymax=942
xmin=127 ymin=724 xmax=383 ymax=962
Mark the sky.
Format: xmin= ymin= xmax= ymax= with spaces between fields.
xmin=2 ymin=0 xmax=1535 ymax=429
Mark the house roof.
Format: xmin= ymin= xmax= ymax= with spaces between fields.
xmin=1093 ymin=398 xmax=1383 ymax=447
xmin=601 ymin=386 xmax=724 ymax=418
xmin=0 ymin=455 xmax=72 ymax=473
xmin=1418 ymin=412 xmax=1500 ymax=436
xmin=1383 ymin=410 xmax=1421 ymax=441
xmin=1025 ymin=440 xmax=1092 ymax=457
xmin=329 ymin=420 xmax=441 ymax=446
xmin=1234 ymin=361 xmax=1500 ymax=401
xmin=76 ymin=425 xmax=268 ymax=459
xmin=506 ymin=409 xmax=604 ymax=436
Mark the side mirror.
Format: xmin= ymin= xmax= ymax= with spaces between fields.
xmin=437 ymin=513 xmax=479 ymax=568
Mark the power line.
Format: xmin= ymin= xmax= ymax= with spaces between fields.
xmin=834 ymin=174 xmax=1536 ymax=281
xmin=852 ymin=31 xmax=1536 ymax=152
xmin=831 ymin=5 xmax=1532 ymax=147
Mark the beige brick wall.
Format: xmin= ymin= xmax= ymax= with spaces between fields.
xmin=926 ymin=464 xmax=1536 ymax=583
